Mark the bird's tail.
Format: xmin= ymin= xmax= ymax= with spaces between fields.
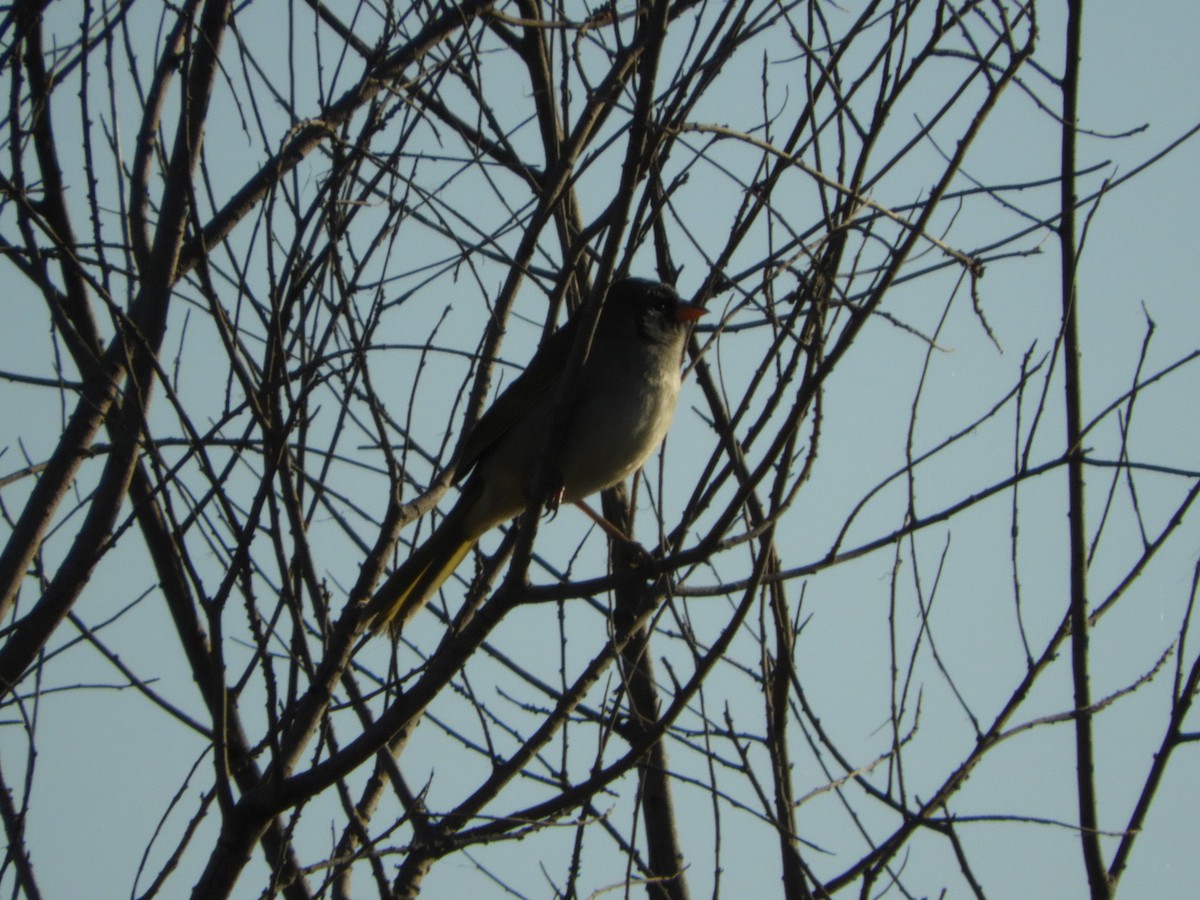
xmin=365 ymin=511 xmax=475 ymax=638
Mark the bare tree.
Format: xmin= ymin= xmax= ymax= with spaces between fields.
xmin=2 ymin=1 xmax=1197 ymax=897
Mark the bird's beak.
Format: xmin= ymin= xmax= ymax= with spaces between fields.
xmin=674 ymin=302 xmax=707 ymax=324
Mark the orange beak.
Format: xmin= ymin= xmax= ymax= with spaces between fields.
xmin=674 ymin=302 xmax=707 ymax=323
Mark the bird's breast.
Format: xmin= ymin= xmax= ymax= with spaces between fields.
xmin=559 ymin=348 xmax=682 ymax=501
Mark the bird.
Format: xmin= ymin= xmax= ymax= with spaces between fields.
xmin=364 ymin=277 xmax=705 ymax=637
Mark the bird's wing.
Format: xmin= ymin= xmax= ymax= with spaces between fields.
xmin=453 ymin=317 xmax=578 ymax=483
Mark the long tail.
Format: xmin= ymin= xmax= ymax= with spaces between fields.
xmin=365 ymin=506 xmax=475 ymax=637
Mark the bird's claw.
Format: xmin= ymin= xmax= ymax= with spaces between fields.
xmin=612 ymin=535 xmax=654 ymax=571
xmin=544 ymin=485 xmax=566 ymax=520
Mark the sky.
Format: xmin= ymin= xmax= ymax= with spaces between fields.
xmin=2 ymin=2 xmax=1199 ymax=898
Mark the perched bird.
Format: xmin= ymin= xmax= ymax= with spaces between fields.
xmin=365 ymin=277 xmax=705 ymax=636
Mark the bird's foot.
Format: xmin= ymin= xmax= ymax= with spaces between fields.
xmin=544 ymin=485 xmax=566 ymax=520
xmin=612 ymin=536 xmax=654 ymax=570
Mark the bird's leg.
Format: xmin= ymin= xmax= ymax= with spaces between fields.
xmin=572 ymin=499 xmax=655 ymax=569
xmin=572 ymin=498 xmax=629 ymax=541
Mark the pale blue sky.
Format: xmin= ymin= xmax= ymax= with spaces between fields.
xmin=2 ymin=3 xmax=1198 ymax=898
